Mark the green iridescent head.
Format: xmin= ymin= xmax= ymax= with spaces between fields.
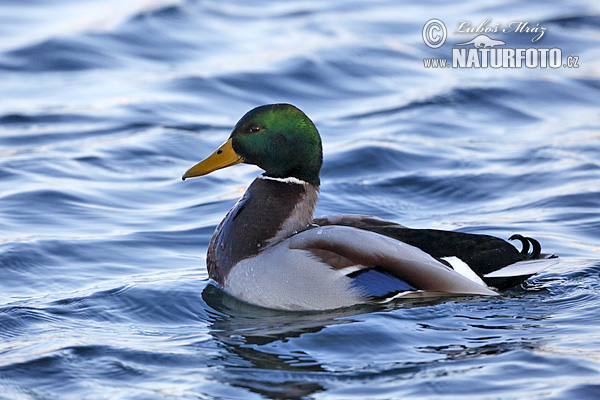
xmin=183 ymin=104 xmax=323 ymax=186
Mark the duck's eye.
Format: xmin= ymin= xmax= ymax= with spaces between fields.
xmin=248 ymin=125 xmax=263 ymax=133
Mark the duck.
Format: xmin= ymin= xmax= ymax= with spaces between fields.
xmin=183 ymin=103 xmax=557 ymax=311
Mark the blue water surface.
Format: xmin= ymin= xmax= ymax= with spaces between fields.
xmin=1 ymin=0 xmax=599 ymax=399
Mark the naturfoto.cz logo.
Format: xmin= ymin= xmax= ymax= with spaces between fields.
xmin=422 ymin=18 xmax=579 ymax=69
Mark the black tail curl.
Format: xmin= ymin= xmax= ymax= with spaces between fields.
xmin=509 ymin=234 xmax=541 ymax=259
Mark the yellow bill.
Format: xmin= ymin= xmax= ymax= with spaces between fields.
xmin=182 ymin=138 xmax=244 ymax=180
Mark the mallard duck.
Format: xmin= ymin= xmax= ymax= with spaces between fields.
xmin=183 ymin=104 xmax=557 ymax=311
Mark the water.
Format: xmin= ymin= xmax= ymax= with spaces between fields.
xmin=1 ymin=0 xmax=599 ymax=398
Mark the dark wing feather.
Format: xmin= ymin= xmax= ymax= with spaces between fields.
xmin=314 ymin=215 xmax=550 ymax=289
xmin=362 ymin=227 xmax=525 ymax=275
xmin=288 ymin=225 xmax=497 ymax=295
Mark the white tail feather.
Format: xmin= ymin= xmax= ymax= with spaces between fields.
xmin=484 ymin=257 xmax=558 ymax=278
